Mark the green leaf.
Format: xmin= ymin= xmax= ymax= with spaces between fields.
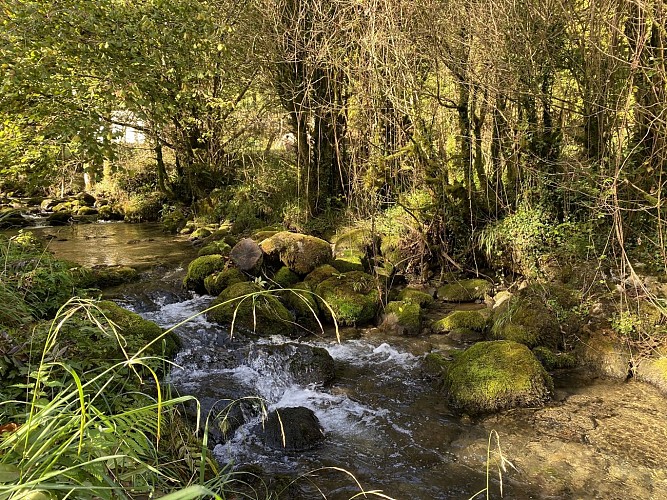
xmin=0 ymin=463 xmax=20 ymax=483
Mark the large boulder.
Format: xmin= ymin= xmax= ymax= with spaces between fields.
xmin=576 ymin=329 xmax=632 ymax=379
xmin=204 ymin=268 xmax=247 ymax=296
xmin=260 ymin=231 xmax=332 ymax=276
xmin=439 ymin=341 xmax=553 ymax=414
xmin=183 ymin=255 xmax=227 ymax=294
xmin=258 ymin=406 xmax=325 ymax=451
xmin=432 ymin=310 xmax=487 ymax=334
xmin=397 ymin=287 xmax=435 ymax=307
xmin=303 ymin=264 xmax=339 ymax=288
xmin=206 ymin=282 xmax=296 ymax=337
xmin=248 ymin=343 xmax=335 ymax=386
xmin=379 ymin=301 xmax=422 ymax=336
xmin=489 ymin=286 xmax=560 ymax=348
xmin=315 ymin=271 xmax=381 ymax=326
xmin=230 ymin=238 xmax=264 ymax=274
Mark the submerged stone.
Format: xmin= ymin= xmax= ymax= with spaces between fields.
xmin=442 ymin=340 xmax=553 ymax=414
xmin=248 ymin=343 xmax=335 ymax=386
xmin=258 ymin=406 xmax=325 ymax=451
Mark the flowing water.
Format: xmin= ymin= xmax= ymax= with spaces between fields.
xmin=11 ymin=223 xmax=667 ymax=499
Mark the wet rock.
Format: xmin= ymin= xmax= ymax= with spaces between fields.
xmin=76 ymin=192 xmax=96 ymax=206
xmin=204 ymin=268 xmax=247 ymax=296
xmin=0 ymin=209 xmax=30 ymax=229
xmin=488 ymin=285 xmax=560 ymax=348
xmin=259 ymin=231 xmax=332 ymax=276
xmin=230 ymin=238 xmax=264 ymax=274
xmin=258 ymin=406 xmax=325 ymax=451
xmin=47 ymin=211 xmax=72 ymax=226
xmin=249 ymin=343 xmax=335 ymax=386
xmin=437 ymin=279 xmax=492 ymax=302
xmin=380 ymin=301 xmax=422 ymax=336
xmin=315 ymin=271 xmax=381 ymax=326
xmin=183 ymin=255 xmax=227 ymax=294
xmin=206 ymin=282 xmax=296 ymax=337
xmin=441 ymin=340 xmax=553 ymax=414
xmin=40 ymin=198 xmax=60 ymax=211
xmin=432 ymin=310 xmax=487 ymax=334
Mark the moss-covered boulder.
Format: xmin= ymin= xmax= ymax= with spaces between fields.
xmin=303 ymin=264 xmax=339 ymax=288
xmin=260 ymin=231 xmax=332 ymax=276
xmin=332 ymin=228 xmax=377 ymax=254
xmin=397 ymin=288 xmax=434 ymax=307
xmin=489 ymin=288 xmax=560 ymax=348
xmin=315 ymin=271 xmax=381 ymax=326
xmin=442 ymin=341 xmax=553 ymax=414
xmin=189 ymin=227 xmax=212 ymax=241
xmin=282 ymin=282 xmax=321 ymax=331
xmin=532 ymin=346 xmax=577 ymax=371
xmin=197 ymin=240 xmax=232 ymax=257
xmin=47 ymin=211 xmax=72 ymax=226
xmin=98 ymin=204 xmax=124 ymax=221
xmin=332 ymin=249 xmax=366 ymax=273
xmin=272 ymin=266 xmax=300 ymax=288
xmin=437 ymin=279 xmax=492 ymax=302
xmin=421 ymin=352 xmax=449 ymax=380
xmin=29 ymin=301 xmax=179 ymax=369
xmin=204 ymin=268 xmax=247 ymax=296
xmin=380 ymin=301 xmax=422 ymax=336
xmin=206 ymin=282 xmax=296 ymax=337
xmin=576 ymin=329 xmax=632 ymax=379
xmin=432 ymin=310 xmax=487 ymax=334
xmin=77 ymin=206 xmax=98 ymax=216
xmin=74 ymin=265 xmax=139 ymax=289
xmin=183 ymin=255 xmax=228 ymax=294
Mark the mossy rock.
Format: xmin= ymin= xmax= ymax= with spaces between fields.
xmin=252 ymin=230 xmax=281 ymax=242
xmin=532 ymin=346 xmax=577 ymax=371
xmin=448 ymin=327 xmax=484 ymax=342
xmin=206 ymin=282 xmax=296 ymax=337
xmin=422 ymin=352 xmax=449 ymax=380
xmin=315 ymin=271 xmax=381 ymax=326
xmin=259 ymin=231 xmax=332 ymax=276
xmin=98 ymin=204 xmax=124 ymax=221
xmin=489 ymin=287 xmax=561 ymax=348
xmin=198 ymin=240 xmax=232 ymax=257
xmin=437 ymin=279 xmax=492 ymax=302
xmin=47 ymin=211 xmax=72 ymax=226
xmin=272 ymin=266 xmax=300 ymax=288
xmin=0 ymin=209 xmax=30 ymax=229
xmin=380 ymin=301 xmax=422 ymax=336
xmin=635 ymin=356 xmax=667 ymax=394
xmin=183 ymin=255 xmax=228 ymax=294
xmin=189 ymin=228 xmax=212 ymax=241
xmin=28 ymin=301 xmax=179 ymax=369
xmin=303 ymin=264 xmax=339 ymax=288
xmin=433 ymin=310 xmax=487 ymax=333
xmin=161 ymin=208 xmax=187 ymax=234
xmin=332 ymin=249 xmax=366 ymax=273
xmin=576 ymin=330 xmax=632 ymax=379
xmin=397 ymin=288 xmax=434 ymax=307
xmin=204 ymin=268 xmax=247 ymax=296
xmin=77 ymin=206 xmax=98 ymax=216
xmin=442 ymin=341 xmax=553 ymax=414
xmin=74 ymin=265 xmax=139 ymax=289
xmin=282 ymin=282 xmax=321 ymax=331
xmin=379 ymin=233 xmax=407 ymax=269
xmin=332 ymin=228 xmax=377 ymax=254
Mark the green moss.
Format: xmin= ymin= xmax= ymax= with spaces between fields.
xmin=433 ymin=310 xmax=487 ymax=333
xmin=259 ymin=231 xmax=332 ymax=275
xmin=190 ymin=228 xmax=212 ymax=240
xmin=332 ymin=228 xmax=376 ymax=253
xmin=332 ymin=249 xmax=366 ymax=272
xmin=303 ymin=264 xmax=339 ymax=288
xmin=77 ymin=206 xmax=98 ymax=216
xmin=283 ymin=282 xmax=321 ymax=330
xmin=532 ymin=346 xmax=577 ymax=371
xmin=382 ymin=301 xmax=422 ymax=336
xmin=437 ymin=279 xmax=492 ymax=302
xmin=197 ymin=240 xmax=232 ymax=257
xmin=204 ymin=268 xmax=247 ymax=296
xmin=272 ymin=266 xmax=300 ymax=288
xmin=206 ymin=282 xmax=296 ymax=337
xmin=397 ymin=288 xmax=434 ymax=307
xmin=315 ymin=271 xmax=381 ymax=326
xmin=489 ymin=288 xmax=560 ymax=348
xmin=443 ymin=340 xmax=553 ymax=414
xmin=74 ymin=265 xmax=139 ymax=289
xmin=422 ymin=352 xmax=449 ymax=380
xmin=379 ymin=233 xmax=405 ymax=267
xmin=183 ymin=255 xmax=228 ymax=294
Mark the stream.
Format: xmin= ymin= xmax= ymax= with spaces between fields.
xmin=14 ymin=223 xmax=667 ymax=499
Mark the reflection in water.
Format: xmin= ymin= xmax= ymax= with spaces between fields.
xmin=17 ymin=222 xmax=196 ymax=268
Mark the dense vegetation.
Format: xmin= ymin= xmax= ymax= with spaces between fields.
xmin=2 ymin=0 xmax=667 ymax=497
